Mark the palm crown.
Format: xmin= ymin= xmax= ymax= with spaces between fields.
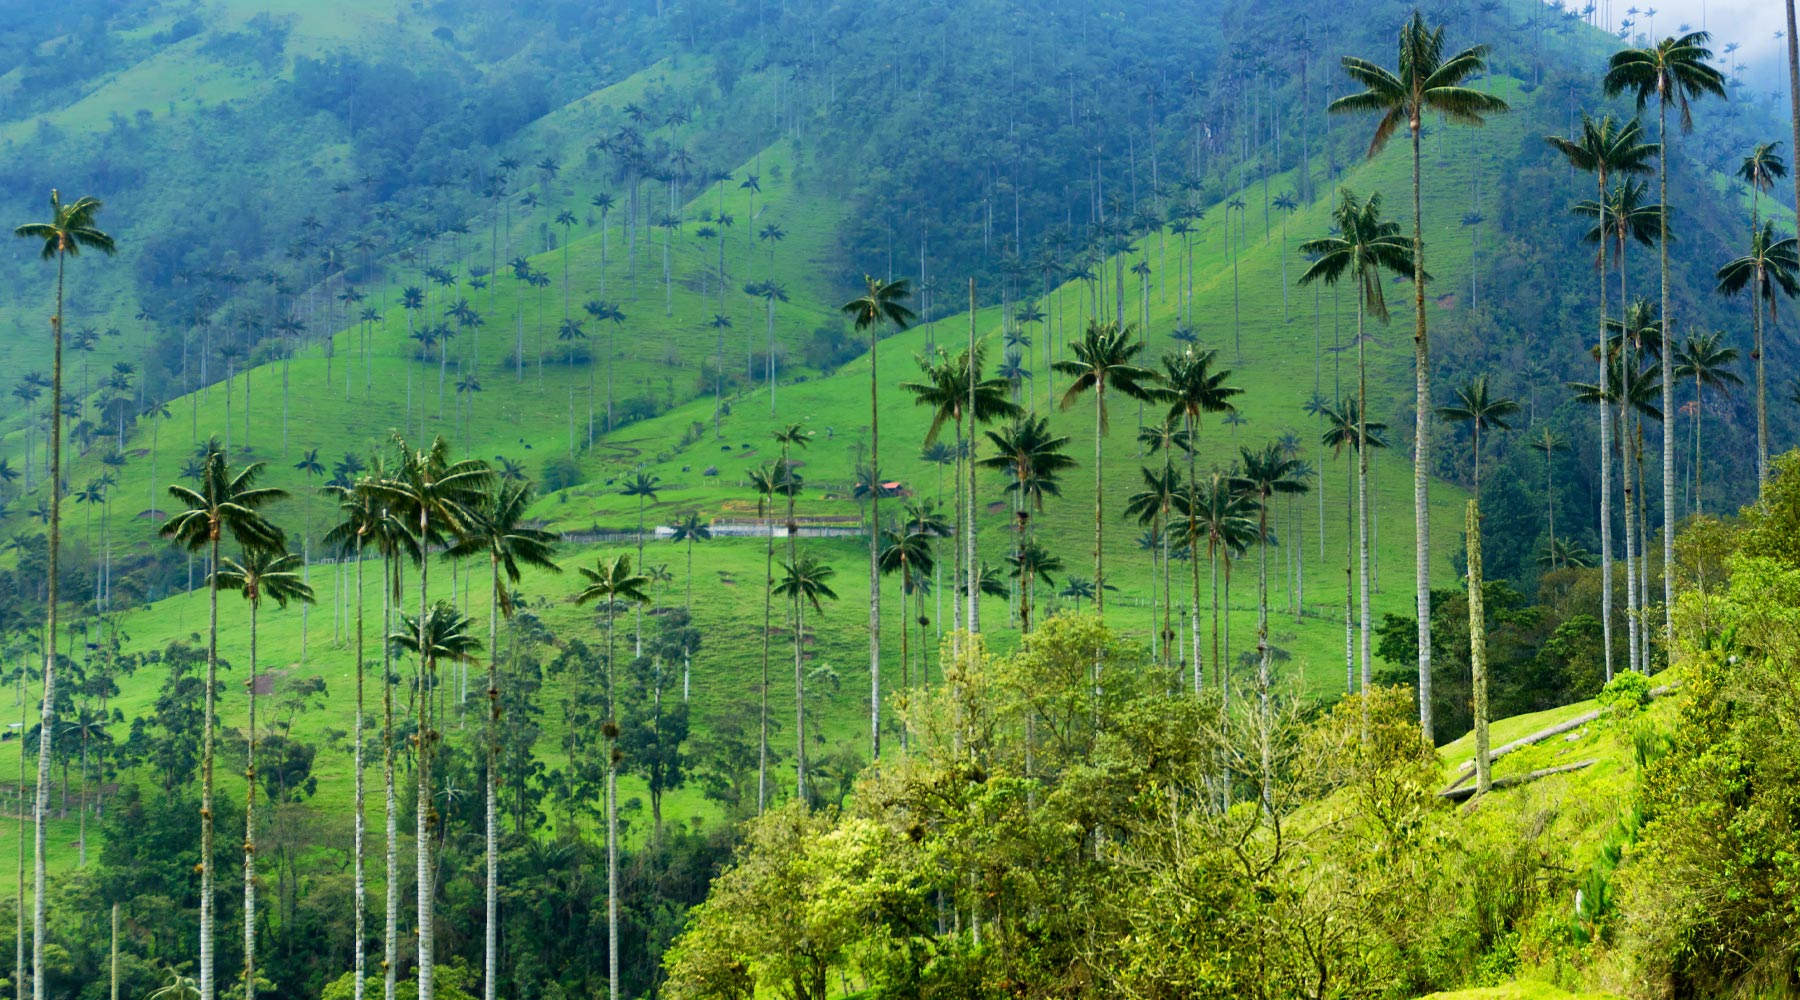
xmin=840 ymin=276 xmax=916 ymax=332
xmin=1717 ymin=222 xmax=1800 ymax=322
xmin=575 ymin=554 xmax=652 ymax=611
xmin=1329 ymin=12 xmax=1508 ymax=156
xmin=1544 ymin=113 xmax=1658 ymax=182
xmin=215 ymin=548 xmax=316 ymax=611
xmin=160 ymin=439 xmax=287 ymax=554
xmin=1052 ymin=321 xmax=1158 ymax=433
xmin=1602 ymin=31 xmax=1727 ymax=132
xmin=445 ymin=480 xmax=561 ymax=618
xmin=1298 ymin=189 xmax=1417 ymax=322
xmin=13 ymin=190 xmax=117 ymax=262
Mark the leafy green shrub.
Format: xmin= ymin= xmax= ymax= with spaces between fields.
xmin=541 ymin=455 xmax=584 ymax=493
xmin=1596 ymin=671 xmax=1652 ymax=718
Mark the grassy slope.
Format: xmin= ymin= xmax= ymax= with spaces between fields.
xmin=0 ymin=0 xmax=428 ymax=376
xmin=0 ymin=69 xmax=1642 ymax=892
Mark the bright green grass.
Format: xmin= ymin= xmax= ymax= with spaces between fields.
xmin=0 ymin=71 xmax=1634 ymax=887
xmin=1421 ymin=983 xmax=1623 ymax=1000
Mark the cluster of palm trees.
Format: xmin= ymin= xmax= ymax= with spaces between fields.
xmin=1538 ymin=31 xmax=1797 ymax=683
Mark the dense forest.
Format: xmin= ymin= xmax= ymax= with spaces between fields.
xmin=1 ymin=0 xmax=1799 ymax=997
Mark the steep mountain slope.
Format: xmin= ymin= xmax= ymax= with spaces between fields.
xmin=0 ymin=0 xmax=1793 ymax=939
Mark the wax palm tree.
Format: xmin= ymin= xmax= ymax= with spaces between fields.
xmin=13 ymin=189 xmax=113 ymax=1000
xmin=1006 ymin=538 xmax=1063 ymax=634
xmin=1438 ymin=376 xmax=1521 ymax=496
xmin=1298 ymin=189 xmax=1413 ymax=708
xmin=362 ymin=436 xmax=490 ymax=1000
xmin=1788 ymin=2 xmax=1800 ymax=233
xmin=980 ymin=413 xmax=1075 ymax=630
xmin=319 ymin=470 xmax=410 ymax=1000
xmin=900 ymin=343 xmax=1019 ymax=635
xmin=772 ymin=553 xmax=837 ymax=803
xmin=1738 ymin=142 xmax=1788 ymax=234
xmin=669 ymin=512 xmax=712 ymax=701
xmin=980 ymin=415 xmax=1075 ymax=519
xmin=443 ymin=480 xmax=557 ymax=1000
xmin=1158 ymin=347 xmax=1241 ymax=671
xmin=1126 ymin=461 xmax=1182 ymax=664
xmin=1605 ymin=30 xmax=1725 ymax=652
xmin=842 ymin=276 xmax=915 ymax=760
xmin=214 ymin=548 xmax=313 ymax=1000
xmin=1058 ymin=577 xmax=1097 ymax=611
xmin=159 ymin=441 xmax=284 ymax=1000
xmin=1053 ymin=321 xmax=1158 ymax=615
xmin=1322 ymin=400 xmax=1388 ymax=692
xmin=1605 ymin=304 xmax=1661 ymax=676
xmin=1529 ymin=428 xmax=1569 ymax=566
xmin=1570 ymin=350 xmax=1663 ymax=676
xmin=1716 ymin=222 xmax=1799 ymax=489
xmin=1538 ymin=538 xmax=1597 ymax=570
xmin=745 ymin=463 xmax=787 ymax=811
xmin=878 ymin=520 xmax=933 ymax=711
xmin=1547 ymin=112 xmax=1656 ymax=685
xmin=1231 ymin=445 xmax=1309 ymax=701
xmin=1672 ymin=331 xmax=1742 ymax=513
xmin=620 ymin=470 xmax=662 ymax=653
xmin=573 ymin=555 xmax=650 ymax=1000
xmin=1180 ymin=473 xmax=1259 ymax=697
xmin=1574 ymin=179 xmax=1662 ymax=288
xmin=1332 ymin=16 xmax=1507 ymax=739
xmin=389 ymin=600 xmax=480 ymax=956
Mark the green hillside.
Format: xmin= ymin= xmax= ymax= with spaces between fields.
xmin=1 ymin=0 xmax=1798 ymax=996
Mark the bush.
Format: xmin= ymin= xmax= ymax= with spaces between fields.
xmin=1596 ymin=671 xmax=1652 ymax=718
xmin=542 ymin=455 xmax=584 ymax=493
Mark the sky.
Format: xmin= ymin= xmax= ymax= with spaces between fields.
xmin=1606 ymin=0 xmax=1789 ymax=91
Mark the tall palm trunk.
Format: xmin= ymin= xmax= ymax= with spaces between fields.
xmin=1209 ymin=541 xmax=1222 ymax=697
xmin=1789 ymin=0 xmax=1800 ymax=290
xmin=1344 ymin=452 xmax=1355 ymax=693
xmin=758 ymin=496 xmax=772 ymax=812
xmin=1656 ymin=98 xmax=1676 ymax=650
xmin=1754 ymin=273 xmax=1768 ymax=489
xmin=1161 ymin=503 xmax=1172 ymax=670
xmin=1467 ymin=500 xmax=1491 ymax=793
xmin=898 ymin=557 xmax=911 ymax=751
xmin=415 ymin=509 xmax=434 ymax=1000
xmin=1188 ymin=428 xmax=1203 ymax=692
xmin=1409 ymin=118 xmax=1436 ymax=741
xmin=245 ymin=599 xmax=260 ymax=1000
xmin=1356 ymin=296 xmax=1374 ymax=691
xmin=951 ymin=421 xmax=964 ymax=645
xmin=1092 ymin=384 xmax=1106 ymax=616
xmin=1693 ymin=374 xmax=1707 ymax=514
xmin=868 ymin=317 xmax=882 ymax=761
xmin=33 ymin=250 xmax=67 ymax=1000
xmin=604 ymin=605 xmax=620 ymax=1000
xmin=1620 ymin=403 xmax=1640 ymax=674
xmin=1594 ymin=169 xmax=1616 ymax=682
xmin=353 ymin=540 xmax=367 ymax=1000
xmin=383 ymin=555 xmax=399 ymax=1000
xmin=196 ymin=528 xmax=222 ymax=1000
xmin=792 ymin=588 xmax=807 ymax=803
xmin=966 ymin=282 xmax=981 ymax=634
xmin=1255 ymin=507 xmax=1272 ymax=697
xmin=17 ymin=665 xmax=26 ymax=1000
xmin=484 ymin=555 xmax=500 ymax=1000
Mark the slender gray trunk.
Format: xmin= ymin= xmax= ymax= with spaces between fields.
xmin=354 ymin=541 xmax=367 ymax=1000
xmin=34 ymin=252 xmax=66 ymax=1000
xmin=245 ymin=603 xmax=259 ymax=1000
xmin=1468 ymin=500 xmax=1490 ymax=794
xmin=1410 ymin=119 xmax=1434 ymax=740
